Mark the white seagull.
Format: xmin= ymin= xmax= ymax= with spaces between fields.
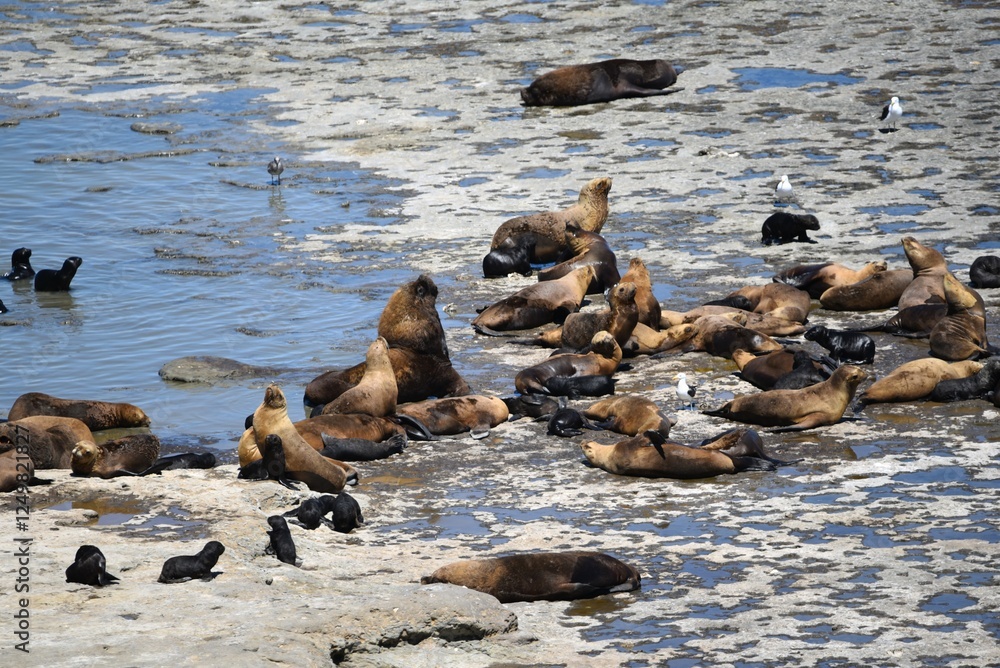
xmin=774 ymin=174 xmax=793 ymax=203
xmin=676 ymin=372 xmax=696 ymax=410
xmin=880 ymin=96 xmax=902 ymax=131
xmin=267 ymin=156 xmax=284 ymax=185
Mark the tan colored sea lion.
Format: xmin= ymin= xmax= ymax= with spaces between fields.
xmin=819 ymin=269 xmax=914 ymax=311
xmin=626 ymin=322 xmax=698 ymax=356
xmin=732 ymin=283 xmax=812 ymax=323
xmin=320 ymin=337 xmax=397 ymax=417
xmin=253 ymin=384 xmax=356 ymax=493
xmin=0 ymin=416 xmax=94 ymax=469
xmin=489 ymin=177 xmax=612 ymax=263
xmin=704 ymin=365 xmax=868 ymax=430
xmin=421 ymin=551 xmax=640 ymax=602
xmin=774 ymin=260 xmax=887 ymax=298
xmin=536 ymin=227 xmax=619 ymax=294
xmin=525 ymin=281 xmax=638 ymax=350
xmin=70 ymin=434 xmax=160 ymax=478
xmin=473 ymin=265 xmax=596 ymax=332
xmin=898 ymin=236 xmax=948 ymax=310
xmin=520 ymin=58 xmax=680 ymax=107
xmin=0 ymin=449 xmax=33 ymax=493
xmin=294 ymin=414 xmax=406 ymax=449
xmin=620 ymin=257 xmax=661 ymax=330
xmin=7 ymin=392 xmax=150 ymax=431
xmin=395 ymin=395 xmax=510 ymax=439
xmin=929 ymin=273 xmax=989 ymax=361
xmin=857 ymin=358 xmax=984 ymax=406
xmin=582 ymin=395 xmax=675 ymax=438
xmin=514 ymin=331 xmax=621 ymax=395
xmin=660 ymin=306 xmax=749 ymax=329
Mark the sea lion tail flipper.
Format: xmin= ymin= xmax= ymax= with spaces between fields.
xmin=472 ymin=323 xmax=518 ymax=337
xmin=392 ymin=414 xmax=434 ymax=441
xmin=277 ymin=478 xmax=302 ymax=491
xmin=138 ymin=460 xmax=174 ymax=476
xmin=644 ymin=430 xmax=668 ymax=459
xmin=28 ymin=476 xmax=52 ymax=486
xmin=469 ymin=424 xmax=492 ymax=440
xmin=730 ymin=456 xmax=778 ymax=473
xmin=702 ymin=407 xmax=730 ymax=419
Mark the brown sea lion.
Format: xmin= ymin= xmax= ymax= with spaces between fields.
xmin=819 ymin=269 xmax=914 ymax=311
xmin=0 ymin=416 xmax=94 ymax=469
xmin=524 ymin=281 xmax=638 ymax=351
xmin=320 ymin=337 xmax=397 ymax=417
xmin=537 ymin=227 xmax=619 ymax=294
xmin=0 ymin=449 xmax=34 ymax=493
xmin=626 ymin=322 xmax=698 ymax=356
xmin=583 ymin=395 xmax=675 ymax=438
xmin=521 ymin=58 xmax=680 ymax=107
xmin=929 ymin=273 xmax=989 ymax=361
xmin=253 ymin=384 xmax=356 ymax=493
xmin=732 ymin=349 xmax=797 ymax=390
xmin=422 ymin=551 xmax=640 ymax=602
xmin=857 ymin=358 xmax=983 ymax=406
xmin=514 ymin=331 xmax=621 ymax=395
xmin=705 ymin=323 xmax=784 ymax=359
xmin=774 ymin=261 xmax=887 ymax=298
xmin=898 ymin=236 xmax=948 ymax=310
xmin=376 ymin=274 xmax=450 ymax=358
xmin=732 ymin=283 xmax=812 ymax=323
xmin=395 ymin=395 xmax=510 ymax=439
xmin=7 ymin=392 xmax=150 ymax=431
xmin=240 ymin=414 xmax=412 ymax=466
xmin=660 ymin=306 xmax=749 ymax=329
xmin=489 ymin=177 xmax=612 ymax=263
xmin=70 ymin=434 xmax=160 ymax=478
xmin=473 ymin=265 xmax=596 ymax=332
xmin=620 ymin=257 xmax=661 ymax=330
xmin=704 ymin=365 xmax=868 ymax=431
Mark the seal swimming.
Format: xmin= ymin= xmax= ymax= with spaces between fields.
xmin=34 ymin=256 xmax=82 ymax=291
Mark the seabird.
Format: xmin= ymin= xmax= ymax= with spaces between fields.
xmin=774 ymin=174 xmax=793 ymax=203
xmin=267 ymin=156 xmax=284 ymax=185
xmin=880 ymin=96 xmax=902 ymax=131
xmin=676 ymin=372 xmax=696 ymax=410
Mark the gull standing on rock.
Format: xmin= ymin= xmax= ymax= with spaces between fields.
xmin=676 ymin=372 xmax=697 ymax=410
xmin=774 ymin=174 xmax=793 ymax=204
xmin=267 ymin=156 xmax=284 ymax=185
xmin=880 ymin=96 xmax=902 ymax=131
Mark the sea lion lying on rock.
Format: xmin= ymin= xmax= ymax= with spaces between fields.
xmin=7 ymin=392 xmax=150 ymax=431
xmin=0 ymin=416 xmax=93 ymax=469
xmin=395 ymin=395 xmax=510 ymax=439
xmin=774 ymin=260 xmax=887 ymax=298
xmin=857 ymin=358 xmax=983 ymax=406
xmin=928 ymin=273 xmax=990 ymax=361
xmin=520 ymin=59 xmax=680 ymax=107
xmin=515 ymin=281 xmax=638 ymax=351
xmin=70 ymin=434 xmax=161 ymax=478
xmin=536 ymin=226 xmax=619 ymax=295
xmin=969 ymin=255 xmax=1000 ymax=289
xmin=582 ymin=394 xmax=675 ymax=438
xmin=804 ymin=325 xmax=876 ymax=364
xmin=819 ymin=269 xmax=913 ymax=311
xmin=929 ymin=356 xmax=1000 ymax=403
xmin=473 ymin=266 xmax=596 ymax=332
xmin=515 ymin=331 xmax=621 ymax=395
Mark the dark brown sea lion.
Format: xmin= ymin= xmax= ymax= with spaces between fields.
xmin=760 ymin=212 xmax=820 ymax=245
xmin=482 ymin=234 xmax=535 ymax=278
xmin=774 ymin=260 xmax=888 ymax=298
xmin=395 ymin=395 xmax=510 ymax=439
xmin=514 ymin=331 xmax=621 ymax=395
xmin=472 ymin=265 xmax=595 ymax=332
xmin=583 ymin=395 xmax=675 ymax=438
xmin=929 ymin=356 xmax=1000 ymax=403
xmin=819 ymin=269 xmax=914 ymax=311
xmin=422 ymin=551 xmax=640 ymax=602
xmin=732 ymin=348 xmax=815 ymax=390
xmin=929 ymin=273 xmax=989 ymax=361
xmin=522 ymin=281 xmax=638 ymax=351
xmin=732 ymin=283 xmax=812 ymax=323
xmin=970 ymin=255 xmax=1000 ymax=289
xmin=489 ymin=177 xmax=612 ymax=263
xmin=0 ymin=416 xmax=94 ymax=469
xmin=857 ymin=358 xmax=983 ymax=406
xmin=521 ymin=58 xmax=680 ymax=107
xmin=898 ymin=236 xmax=948 ymax=310
xmin=705 ymin=323 xmax=784 ymax=360
xmin=0 ymin=449 xmax=34 ymax=493
xmin=7 ymin=392 xmax=150 ymax=431
xmin=620 ymin=257 xmax=661 ymax=330
xmin=537 ymin=227 xmax=619 ymax=294
xmin=704 ymin=365 xmax=867 ymax=431
xmin=861 ymin=303 xmax=948 ymax=338
xmin=70 ymin=434 xmax=161 ymax=478
xmin=376 ymin=274 xmax=450 ymax=358
xmin=320 ymin=337 xmax=397 ymax=418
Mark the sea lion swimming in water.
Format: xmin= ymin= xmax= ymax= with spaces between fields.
xmin=34 ymin=256 xmax=82 ymax=291
xmin=7 ymin=392 xmax=150 ymax=431
xmin=520 ymin=59 xmax=680 ymax=107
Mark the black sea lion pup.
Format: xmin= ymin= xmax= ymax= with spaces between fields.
xmin=503 ymin=394 xmax=560 ymax=420
xmin=266 ymin=516 xmax=298 ymax=566
xmin=65 ymin=545 xmax=119 ymax=587
xmin=804 ymin=325 xmax=876 ymax=364
xmin=521 ymin=59 xmax=680 ymax=107
xmin=543 ymin=374 xmax=617 ymax=398
xmin=422 ymin=551 xmax=640 ymax=603
xmin=3 ymin=247 xmax=33 ymax=280
xmin=929 ymin=357 xmax=1000 ymax=403
xmin=772 ymin=350 xmax=837 ymax=390
xmin=547 ymin=404 xmax=600 ymax=437
xmin=319 ymin=432 xmax=406 ymax=461
xmin=332 ymin=491 xmax=364 ymax=534
xmin=761 ymin=212 xmax=820 ymax=245
xmin=283 ymin=495 xmax=338 ymax=530
xmin=150 ymin=452 xmax=216 ymax=470
xmin=969 ymin=255 xmax=1000 ymax=289
xmin=158 ymin=541 xmax=225 ymax=583
xmin=34 ymin=256 xmax=82 ymax=291
xmin=482 ymin=234 xmax=535 ymax=278
xmin=238 ymin=433 xmax=301 ymax=490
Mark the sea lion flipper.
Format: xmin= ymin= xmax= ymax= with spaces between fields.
xmin=277 ymin=477 xmax=301 ymax=491
xmin=392 ymin=414 xmax=433 ymax=441
xmin=469 ymin=424 xmax=492 ymax=440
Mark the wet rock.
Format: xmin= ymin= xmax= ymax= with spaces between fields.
xmin=130 ymin=121 xmax=182 ymax=135
xmin=158 ymin=356 xmax=290 ymax=384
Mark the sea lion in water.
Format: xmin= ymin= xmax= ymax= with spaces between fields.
xmin=158 ymin=541 xmax=225 ymax=583
xmin=929 ymin=356 xmax=1000 ymax=403
xmin=620 ymin=257 xmax=661 ymax=329
xmin=520 ymin=281 xmax=638 ymax=351
xmin=422 ymin=551 xmax=640 ymax=602
xmin=583 ymin=394 xmax=675 ymax=438
xmin=3 ymin=247 xmax=33 ymax=281
xmin=804 ymin=325 xmax=876 ymax=364
xmin=7 ymin=392 xmax=150 ymax=430
xmin=34 ymin=256 xmax=82 ymax=291
xmin=489 ymin=177 xmax=612 ymax=264
xmin=929 ymin=273 xmax=989 ymax=361
xmin=857 ymin=358 xmax=983 ymax=406
xmin=704 ymin=365 xmax=868 ymax=431
xmin=774 ymin=260 xmax=887 ymax=299
xmin=537 ymin=226 xmax=619 ymax=295
xmin=253 ymin=384 xmax=357 ymax=493
xmin=70 ymin=434 xmax=161 ymax=478
xmin=760 ymin=212 xmax=820 ymax=245
xmin=0 ymin=416 xmax=94 ymax=469
xmin=266 ymin=516 xmax=298 ymax=566
xmin=65 ymin=545 xmax=119 ymax=587
xmin=395 ymin=395 xmax=510 ymax=439
xmin=969 ymin=255 xmax=1000 ymax=289
xmin=819 ymin=269 xmax=914 ymax=311
xmin=320 ymin=337 xmax=397 ymax=418
xmin=521 ymin=59 xmax=680 ymax=107
xmin=473 ymin=265 xmax=596 ymax=332
xmin=898 ymin=236 xmax=948 ymax=310
xmin=515 ymin=331 xmax=621 ymax=395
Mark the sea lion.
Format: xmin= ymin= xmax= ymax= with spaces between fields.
xmin=283 ymin=495 xmax=338 ymax=530
xmin=543 ymin=374 xmax=617 ymax=398
xmin=761 ymin=212 xmax=820 ymax=245
xmin=158 ymin=541 xmax=225 ymax=583
xmin=626 ymin=322 xmax=698 ymax=356
xmin=928 ymin=273 xmax=989 ymax=361
xmin=583 ymin=394 xmax=675 ymax=438
xmin=898 ymin=236 xmax=948 ymax=310
xmin=857 ymin=302 xmax=948 ymax=338
xmin=489 ymin=177 xmax=612 ymax=263
xmin=0 ymin=448 xmax=35 ymax=493
xmin=929 ymin=356 xmax=1000 ymax=403
xmin=253 ymin=384 xmax=357 ymax=493
xmin=0 ymin=416 xmax=94 ymax=469
xmin=774 ymin=260 xmax=888 ymax=299
xmin=703 ymin=294 xmax=754 ymax=310
xmin=704 ymin=365 xmax=868 ymax=431
xmin=7 ymin=392 xmax=150 ymax=431
xmin=537 ymin=227 xmax=619 ymax=295
xmin=515 ymin=331 xmax=621 ymax=395
xmin=804 ymin=325 xmax=876 ymax=364
xmin=660 ymin=305 xmax=749 ymax=328
xmin=969 ymin=255 xmax=1000 ymax=289
xmin=70 ymin=434 xmax=161 ymax=478
xmin=732 ymin=348 xmax=835 ymax=391
xmin=705 ymin=322 xmax=784 ymax=360
xmin=266 ymin=516 xmax=298 ymax=566
xmin=482 ymin=234 xmax=535 ymax=278
xmin=732 ymin=283 xmax=812 ymax=323
xmin=520 ymin=281 xmax=638 ymax=351
xmin=857 ymin=358 xmax=983 ymax=406
xmin=320 ymin=337 xmax=397 ymax=418
xmin=819 ymin=269 xmax=914 ymax=311
xmin=146 ymin=452 xmax=216 ymax=470
xmin=395 ymin=395 xmax=509 ymax=439
xmin=422 ymin=551 xmax=641 ymax=603
xmin=34 ymin=256 xmax=82 ymax=291
xmin=3 ymin=247 xmax=33 ymax=281
xmin=65 ymin=546 xmax=119 ymax=587
xmin=238 ymin=433 xmax=301 ymax=490
xmin=332 ymin=491 xmax=364 ymax=533
xmin=772 ymin=350 xmax=837 ymax=390
xmin=547 ymin=406 xmax=599 ymax=437
xmin=376 ymin=274 xmax=449 ymax=357
xmin=319 ymin=432 xmax=407 ymax=461
xmin=502 ymin=394 xmax=561 ymax=419
xmin=580 ymin=428 xmax=782 ymax=479
xmin=520 ymin=59 xmax=680 ymax=107
xmin=472 ymin=265 xmax=596 ymax=332
xmin=620 ymin=257 xmax=661 ymax=329
xmin=295 ymin=414 xmax=409 ymax=447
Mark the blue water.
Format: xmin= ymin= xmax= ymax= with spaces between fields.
xmin=731 ymin=67 xmax=864 ymax=91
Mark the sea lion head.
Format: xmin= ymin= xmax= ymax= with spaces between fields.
xmin=901 ymin=236 xmax=945 ymax=274
xmin=589 ymin=331 xmax=622 ymax=361
xmin=610 ymin=281 xmax=637 ymax=307
xmin=581 ymin=177 xmax=612 ymax=202
xmin=834 ymin=365 xmax=868 ymax=389
xmin=264 ymin=384 xmax=287 ymax=410
xmin=943 ymin=272 xmax=979 ymax=310
xmin=71 ymin=441 xmax=100 ymax=471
